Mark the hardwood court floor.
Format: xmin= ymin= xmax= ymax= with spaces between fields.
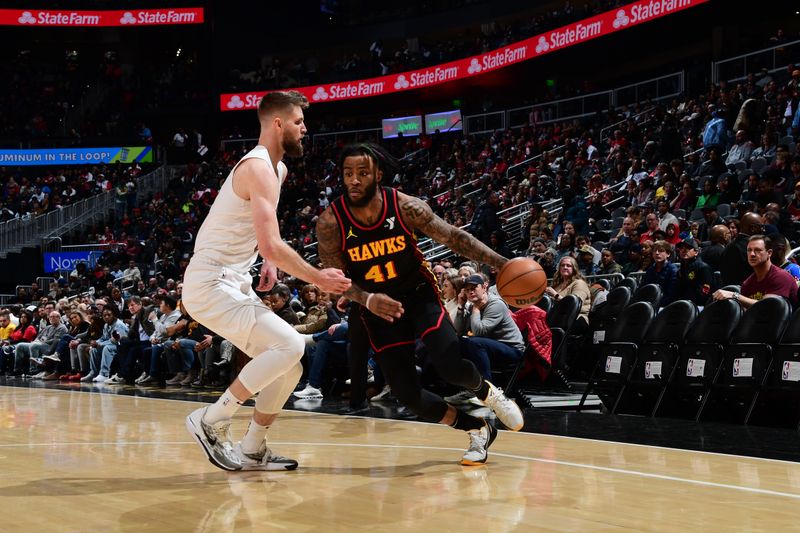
xmin=1 ymin=386 xmax=800 ymax=532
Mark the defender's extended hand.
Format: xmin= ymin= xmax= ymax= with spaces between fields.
xmin=367 ymin=293 xmax=404 ymax=323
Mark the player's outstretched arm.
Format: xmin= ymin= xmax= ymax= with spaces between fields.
xmin=241 ymin=159 xmax=350 ymax=294
xmin=397 ymin=192 xmax=508 ymax=269
xmin=316 ymin=208 xmax=403 ymax=322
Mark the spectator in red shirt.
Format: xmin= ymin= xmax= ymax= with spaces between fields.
xmin=713 ymin=235 xmax=798 ymax=308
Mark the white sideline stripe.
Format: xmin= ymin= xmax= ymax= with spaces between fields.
xmin=2 ymin=439 xmax=799 ymax=500
xmin=5 ymin=385 xmax=800 ymax=467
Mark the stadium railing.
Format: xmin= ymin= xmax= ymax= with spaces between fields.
xmin=712 ymin=38 xmax=800 ymax=84
xmin=0 ymin=165 xmax=175 ymax=258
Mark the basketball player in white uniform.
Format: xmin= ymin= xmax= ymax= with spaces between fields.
xmin=183 ymin=91 xmax=351 ymax=471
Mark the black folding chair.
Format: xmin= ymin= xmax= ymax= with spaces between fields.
xmin=619 ymin=300 xmax=698 ymax=416
xmin=578 ymin=302 xmax=655 ymax=413
xmin=654 ymin=299 xmax=742 ymax=420
xmin=701 ymin=297 xmax=791 ymax=424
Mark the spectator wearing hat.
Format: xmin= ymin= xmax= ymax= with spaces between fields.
xmin=675 ymin=238 xmax=716 ymax=306
xmin=621 ymin=243 xmax=645 ymax=276
xmin=453 ymin=274 xmax=525 ymax=392
xmin=576 ymin=245 xmax=598 ymax=276
xmin=642 ymin=240 xmax=679 ymax=307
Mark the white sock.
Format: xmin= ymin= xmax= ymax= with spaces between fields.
xmin=240 ymin=420 xmax=269 ymax=454
xmin=204 ymin=390 xmax=244 ymax=424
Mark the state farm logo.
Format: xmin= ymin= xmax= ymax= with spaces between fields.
xmin=467 ymin=58 xmax=482 ymax=74
xmin=18 ymin=11 xmax=37 ymax=24
xmin=613 ymin=9 xmax=630 ymax=28
xmin=535 ymin=36 xmax=549 ymax=53
xmin=394 ymin=75 xmax=410 ymax=90
xmin=120 ymin=12 xmax=137 ymax=24
xmin=312 ymin=87 xmax=329 ymax=101
xmin=226 ymin=95 xmax=244 ymax=109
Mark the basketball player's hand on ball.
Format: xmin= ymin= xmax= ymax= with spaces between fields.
xmin=315 ymin=268 xmax=351 ymax=294
xmin=256 ymin=261 xmax=278 ymax=292
xmin=367 ymin=293 xmax=404 ymax=322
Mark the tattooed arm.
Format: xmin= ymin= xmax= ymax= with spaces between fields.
xmin=315 ymin=208 xmax=404 ymax=322
xmin=397 ymin=192 xmax=508 ymax=269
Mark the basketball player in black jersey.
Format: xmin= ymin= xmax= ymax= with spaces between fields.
xmin=316 ymin=143 xmax=524 ymax=465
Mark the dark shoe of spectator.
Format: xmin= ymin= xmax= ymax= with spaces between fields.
xmin=166 ymin=372 xmax=186 ymax=386
xmin=138 ymin=375 xmax=158 ymax=385
xmin=340 ymin=401 xmax=370 ymax=416
xmin=42 ymin=372 xmax=58 ymax=381
xmin=180 ymin=370 xmax=196 ymax=386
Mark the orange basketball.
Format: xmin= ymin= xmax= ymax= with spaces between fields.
xmin=496 ymin=257 xmax=547 ymax=308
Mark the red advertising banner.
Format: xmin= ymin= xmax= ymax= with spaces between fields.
xmin=0 ymin=7 xmax=203 ymax=27
xmin=220 ymin=0 xmax=708 ymax=111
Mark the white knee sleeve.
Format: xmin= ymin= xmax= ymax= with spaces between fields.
xmin=237 ymin=333 xmax=304 ymax=395
xmin=254 ymin=361 xmax=303 ymax=414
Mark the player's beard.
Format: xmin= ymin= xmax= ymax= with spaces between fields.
xmin=344 ymin=178 xmax=379 ymax=208
xmin=282 ymin=133 xmax=304 ymax=158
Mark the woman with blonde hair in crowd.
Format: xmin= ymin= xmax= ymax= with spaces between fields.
xmin=544 ymin=255 xmax=592 ymax=334
xmin=441 ymin=269 xmax=464 ymax=322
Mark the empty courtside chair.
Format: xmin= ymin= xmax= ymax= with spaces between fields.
xmin=654 ymin=299 xmax=742 ymax=420
xmin=700 ymin=297 xmax=791 ymax=424
xmin=617 ymin=277 xmax=638 ymax=293
xmin=618 ymin=300 xmax=698 ymax=416
xmin=630 ymin=283 xmax=662 ymax=309
xmin=752 ymin=307 xmax=800 ymax=427
xmin=546 ymin=294 xmax=581 ymax=371
xmin=578 ymin=302 xmax=655 ymax=412
xmin=535 ymin=295 xmax=552 ymax=313
xmin=588 ymin=286 xmax=631 ymax=346
xmin=594 ymin=278 xmax=611 ymax=291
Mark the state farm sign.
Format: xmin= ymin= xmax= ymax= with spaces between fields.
xmin=220 ymin=0 xmax=708 ymax=110
xmin=0 ymin=7 xmax=204 ymax=27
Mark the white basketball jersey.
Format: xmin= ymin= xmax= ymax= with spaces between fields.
xmin=192 ymin=145 xmax=287 ymax=273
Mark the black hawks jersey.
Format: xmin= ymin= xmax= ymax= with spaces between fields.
xmin=330 ymin=187 xmax=438 ymax=297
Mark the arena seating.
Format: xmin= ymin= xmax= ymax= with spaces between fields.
xmin=701 ymin=296 xmax=791 ymax=424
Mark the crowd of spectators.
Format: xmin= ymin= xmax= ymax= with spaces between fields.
xmin=4 ymin=34 xmax=800 ymax=390
xmin=0 ymin=163 xmax=150 ymax=222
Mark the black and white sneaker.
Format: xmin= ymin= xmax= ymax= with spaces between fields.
xmin=186 ymin=406 xmax=242 ymax=471
xmin=460 ymin=421 xmax=498 ymax=466
xmin=234 ymin=441 xmax=298 ymax=471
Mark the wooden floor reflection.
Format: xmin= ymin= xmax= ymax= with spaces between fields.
xmin=1 ymin=386 xmax=800 ymax=532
